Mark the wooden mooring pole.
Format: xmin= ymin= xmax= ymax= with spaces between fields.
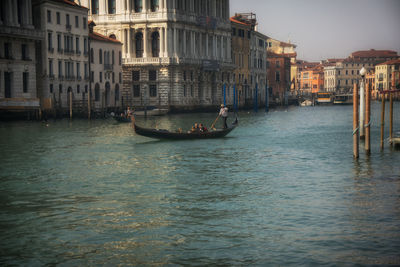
xmin=365 ymin=82 xmax=371 ymax=154
xmin=69 ymin=91 xmax=73 ymax=119
xmin=389 ymin=92 xmax=393 ymax=145
xmin=380 ymin=95 xmax=386 ymax=150
xmin=353 ymin=83 xmax=359 ymax=158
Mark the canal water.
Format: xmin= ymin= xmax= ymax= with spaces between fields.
xmin=1 ymin=103 xmax=399 ymax=266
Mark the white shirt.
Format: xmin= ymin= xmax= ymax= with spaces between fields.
xmin=219 ymin=107 xmax=228 ymax=117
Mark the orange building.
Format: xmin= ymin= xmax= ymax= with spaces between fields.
xmin=311 ymin=68 xmax=324 ymax=94
xmin=300 ymin=69 xmax=313 ymax=94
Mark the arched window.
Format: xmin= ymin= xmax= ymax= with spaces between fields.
xmin=151 ymin=31 xmax=159 ymax=57
xmin=134 ymin=0 xmax=142 ymax=12
xmin=135 ymin=32 xmax=143 ymax=58
xmin=151 ymin=0 xmax=159 ymax=12
xmin=99 ymin=49 xmax=102 ymax=64
xmin=109 ymin=34 xmax=116 ymax=40
xmin=115 ymin=84 xmax=120 ymax=103
xmin=95 ymin=83 xmax=100 ymax=101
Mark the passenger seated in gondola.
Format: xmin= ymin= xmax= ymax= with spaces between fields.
xmin=199 ymin=123 xmax=208 ymax=132
xmin=191 ymin=123 xmax=200 ymax=132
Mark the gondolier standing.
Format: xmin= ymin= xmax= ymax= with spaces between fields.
xmin=219 ymin=104 xmax=228 ymax=129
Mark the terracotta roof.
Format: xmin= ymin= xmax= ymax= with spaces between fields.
xmin=90 ymin=32 xmax=122 ymax=44
xmin=51 ymin=0 xmax=87 ymax=9
xmin=350 ymin=49 xmax=398 ymax=58
xmin=279 ymin=41 xmax=297 ymax=48
xmin=376 ymin=59 xmax=400 ymax=66
xmin=230 ymin=17 xmax=251 ymax=26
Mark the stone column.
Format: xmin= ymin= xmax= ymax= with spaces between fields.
xmin=121 ymin=28 xmax=126 ymax=56
xmin=160 ymin=0 xmax=164 ymax=10
xmin=131 ymin=28 xmax=136 ymax=57
xmin=174 ymin=27 xmax=178 ymax=57
xmin=99 ymin=0 xmax=106 ymax=15
xmin=165 ymin=27 xmax=169 ymax=57
xmin=127 ymin=28 xmax=131 ymax=57
xmin=160 ymin=27 xmax=165 ymax=57
xmin=183 ymin=29 xmax=186 ymax=57
xmin=205 ymin=34 xmax=209 ymax=59
xmin=143 ymin=0 xmax=147 ymax=12
xmin=143 ymin=27 xmax=148 ymax=58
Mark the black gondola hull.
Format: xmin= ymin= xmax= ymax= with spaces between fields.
xmin=134 ymin=119 xmax=238 ymax=140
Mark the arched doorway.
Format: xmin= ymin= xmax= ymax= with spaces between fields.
xmin=105 ymin=82 xmax=111 ymax=107
xmin=151 ymin=31 xmax=159 ymax=57
xmin=94 ymin=83 xmax=100 ymax=102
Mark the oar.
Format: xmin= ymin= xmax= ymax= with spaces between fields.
xmin=210 ymin=114 xmax=220 ymax=130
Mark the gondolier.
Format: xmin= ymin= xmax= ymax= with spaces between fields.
xmin=219 ymin=104 xmax=228 ymax=129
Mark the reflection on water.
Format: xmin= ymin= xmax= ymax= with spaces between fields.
xmin=0 ymin=103 xmax=400 ymax=265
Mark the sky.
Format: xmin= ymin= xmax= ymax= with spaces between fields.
xmin=230 ymin=0 xmax=400 ymax=62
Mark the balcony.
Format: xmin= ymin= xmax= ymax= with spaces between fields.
xmin=66 ymin=24 xmax=72 ymax=31
xmin=49 ymin=74 xmax=55 ymax=79
xmin=48 ymin=48 xmax=54 ymax=53
xmin=64 ymin=49 xmax=75 ymax=55
xmin=58 ymin=75 xmax=64 ymax=80
xmin=76 ymin=50 xmax=81 ymax=55
xmin=104 ymin=64 xmax=113 ymax=71
xmin=57 ymin=48 xmax=63 ymax=54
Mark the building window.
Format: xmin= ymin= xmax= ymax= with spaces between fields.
xmin=119 ymin=51 xmax=122 ymax=65
xmin=56 ymin=12 xmax=60 ymax=24
xmin=76 ymin=62 xmax=80 ymax=79
xmin=134 ymin=0 xmax=143 ymax=12
xmin=232 ymin=27 xmax=236 ymax=36
xmin=57 ymin=34 xmax=62 ymax=52
xmin=183 ymin=84 xmax=186 ymax=97
xmin=108 ymin=0 xmax=116 ymax=14
xmin=275 ymin=71 xmax=280 ymax=82
xmin=132 ymin=71 xmax=140 ymax=81
xmin=4 ymin=43 xmax=11 ymax=59
xmin=115 ymin=84 xmax=119 ymax=102
xmin=21 ymin=44 xmax=28 ymax=60
xmin=91 ymin=0 xmax=99 ymax=14
xmin=100 ymin=72 xmax=102 ymax=82
xmin=150 ymin=0 xmax=159 ymax=12
xmin=151 ymin=31 xmax=160 ymax=57
xmin=66 ymin=14 xmax=70 ymax=27
xmin=48 ymin=32 xmax=53 ymax=51
xmin=133 ymin=84 xmax=140 ymax=97
xmin=112 ymin=50 xmax=115 ymax=64
xmin=47 ymin=10 xmax=51 ymax=23
xmin=119 ymin=72 xmax=122 ymax=83
xmin=50 ymin=84 xmax=53 ymax=93
xmin=149 ymin=70 xmax=156 ymax=81
xmin=49 ymin=59 xmax=53 ymax=77
xmin=76 ymin=37 xmax=80 ymax=53
xmin=99 ymin=49 xmax=102 ymax=64
xmin=77 ymin=85 xmax=80 ymax=94
xmin=59 ymin=84 xmax=63 ymax=93
xmin=58 ymin=60 xmax=62 ymax=78
xmin=135 ymin=32 xmax=143 ymax=58
xmin=94 ymin=83 xmax=100 ymax=101
xmin=90 ymin=48 xmax=94 ymax=63
xmin=112 ymin=72 xmax=115 ymax=83
xmin=23 ymin=72 xmax=28 ymax=93
xmin=83 ymin=17 xmax=87 ymax=29
xmin=75 ymin=16 xmax=79 ymax=28
xmin=149 ymin=84 xmax=157 ymax=97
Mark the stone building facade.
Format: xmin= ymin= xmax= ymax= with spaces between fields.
xmin=33 ymin=0 xmax=90 ymax=111
xmin=89 ymin=22 xmax=123 ymax=111
xmin=82 ymin=0 xmax=234 ymax=111
xmin=0 ymin=0 xmax=44 ymax=116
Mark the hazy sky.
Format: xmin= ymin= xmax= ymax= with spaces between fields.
xmin=230 ymin=0 xmax=400 ymax=62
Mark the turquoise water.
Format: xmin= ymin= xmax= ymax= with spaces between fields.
xmin=1 ymin=103 xmax=400 ymax=266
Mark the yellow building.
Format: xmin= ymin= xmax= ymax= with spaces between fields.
xmin=230 ymin=14 xmax=252 ymax=107
xmin=375 ymin=59 xmax=400 ymax=99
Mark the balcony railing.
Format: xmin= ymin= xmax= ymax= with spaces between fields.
xmin=66 ymin=24 xmax=71 ymax=31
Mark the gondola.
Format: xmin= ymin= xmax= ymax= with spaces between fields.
xmin=134 ymin=118 xmax=238 ymax=140
xmin=113 ymin=115 xmax=131 ymax=123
